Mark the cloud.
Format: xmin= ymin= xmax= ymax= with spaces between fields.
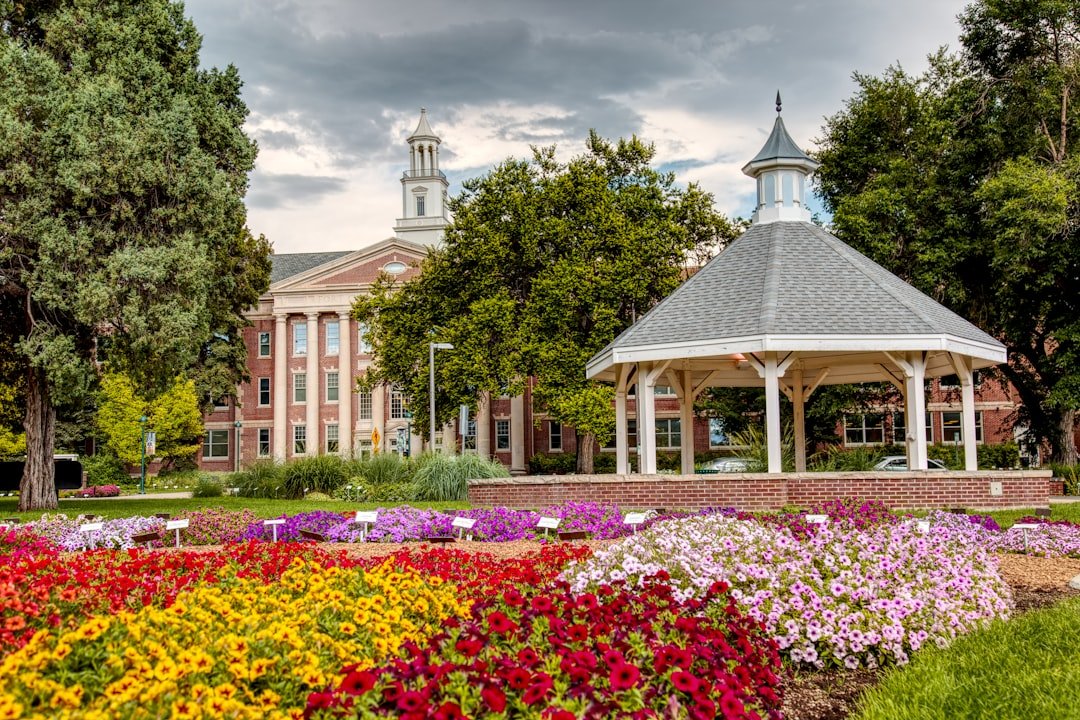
xmin=246 ymin=173 xmax=349 ymax=209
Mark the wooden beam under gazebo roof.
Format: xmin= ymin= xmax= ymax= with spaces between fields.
xmin=587 ymin=97 xmax=1006 ymax=475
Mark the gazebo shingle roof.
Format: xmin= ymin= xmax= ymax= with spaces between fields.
xmin=598 ymin=220 xmax=1002 ymax=354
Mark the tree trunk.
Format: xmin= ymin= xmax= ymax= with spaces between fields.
xmin=1051 ymin=408 xmax=1078 ymax=465
xmin=575 ymin=430 xmax=595 ymax=474
xmin=20 ymin=365 xmax=58 ymax=511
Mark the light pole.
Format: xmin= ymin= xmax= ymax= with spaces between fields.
xmin=234 ymin=420 xmax=242 ymax=473
xmin=138 ymin=415 xmax=148 ymax=495
xmin=429 ymin=342 xmax=453 ymax=451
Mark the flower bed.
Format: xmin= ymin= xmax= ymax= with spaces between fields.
xmin=561 ymin=514 xmax=1011 ymax=670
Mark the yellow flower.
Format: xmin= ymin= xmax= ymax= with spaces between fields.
xmin=0 ymin=694 xmax=23 ymax=720
xmin=171 ymin=698 xmax=201 ymax=719
xmin=338 ymin=622 xmax=356 ymax=636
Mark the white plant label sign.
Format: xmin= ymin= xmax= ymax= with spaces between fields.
xmin=355 ymin=511 xmax=378 ymax=524
xmin=805 ymin=514 xmax=829 ymax=525
xmin=451 ymin=517 xmax=477 ymax=529
xmin=536 ymin=517 xmax=561 ymax=529
xmin=79 ymin=522 xmax=104 ymax=532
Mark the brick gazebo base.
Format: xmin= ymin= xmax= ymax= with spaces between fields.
xmin=468 ymin=470 xmax=1054 ymax=511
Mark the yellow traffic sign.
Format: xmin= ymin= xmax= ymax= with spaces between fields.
xmin=371 ymin=427 xmax=381 ymax=453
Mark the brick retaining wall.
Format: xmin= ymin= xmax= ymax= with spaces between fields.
xmin=468 ymin=470 xmax=1053 ymax=511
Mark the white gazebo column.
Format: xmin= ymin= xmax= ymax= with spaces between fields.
xmin=615 ymin=366 xmax=629 ymax=475
xmin=305 ymin=312 xmax=320 ymax=455
xmin=510 ymin=394 xmax=526 ymax=474
xmin=680 ymin=369 xmax=695 ymax=475
xmin=951 ymin=353 xmax=979 ymax=471
xmin=764 ymin=352 xmax=783 ymax=473
xmin=903 ymin=352 xmax=929 ymax=470
xmin=273 ymin=313 xmax=288 ymax=461
xmin=638 ymin=363 xmax=658 ymax=474
xmin=792 ymin=365 xmax=807 ymax=473
xmin=337 ymin=310 xmax=352 ymax=457
xmin=372 ymin=384 xmax=386 ymax=453
xmin=476 ymin=391 xmax=492 ymax=459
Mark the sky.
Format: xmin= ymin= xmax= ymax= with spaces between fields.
xmin=183 ymin=0 xmax=971 ymax=255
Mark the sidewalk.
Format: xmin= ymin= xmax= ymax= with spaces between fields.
xmin=1049 ymin=496 xmax=1080 ymax=504
xmin=67 ymin=491 xmax=194 ymax=501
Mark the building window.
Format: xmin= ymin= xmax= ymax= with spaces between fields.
xmin=202 ymin=430 xmax=229 ymax=459
xmin=390 ymin=386 xmax=405 ymax=419
xmin=293 ymin=425 xmax=307 ymax=455
xmin=654 ymin=385 xmax=676 ymax=396
xmin=604 ymin=419 xmax=638 ymax=450
xmin=358 ymin=323 xmax=373 ymax=354
xmin=258 ymin=332 xmax=271 ymax=358
xmin=357 ymin=391 xmax=372 ymax=420
xmin=293 ymin=373 xmax=306 ymax=404
xmin=212 ymin=396 xmax=229 ymax=412
xmin=293 ymin=323 xmax=307 ymax=356
xmin=325 ymin=321 xmax=339 ymax=356
xmin=939 ymin=371 xmax=982 ymax=390
xmin=326 ymin=424 xmax=339 ymax=453
xmin=258 ymin=428 xmax=271 ymax=457
xmin=258 ymin=377 xmax=271 ymax=406
xmin=326 ymin=372 xmax=339 ymax=402
xmin=941 ymin=411 xmax=984 ymax=444
xmin=416 ymin=195 xmax=426 ymax=217
xmin=709 ymin=418 xmax=729 ymax=448
xmin=549 ymin=421 xmax=562 ymax=451
xmin=844 ymin=414 xmax=885 ymax=445
xmin=357 ymin=439 xmax=372 ymax=458
xmin=890 ymin=412 xmax=933 ymax=445
xmin=495 ymin=419 xmax=510 ymax=450
xmin=462 ymin=419 xmax=477 ymax=451
xmin=655 ymin=418 xmax=681 ymax=449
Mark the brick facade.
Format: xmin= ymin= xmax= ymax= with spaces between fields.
xmin=468 ymin=470 xmax=1053 ymax=511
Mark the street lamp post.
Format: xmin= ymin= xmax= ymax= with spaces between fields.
xmin=234 ymin=420 xmax=243 ymax=473
xmin=138 ymin=415 xmax=148 ymax=495
xmin=429 ymin=342 xmax=453 ymax=451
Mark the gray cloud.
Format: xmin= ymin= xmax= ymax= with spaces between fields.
xmin=246 ymin=172 xmax=348 ymax=209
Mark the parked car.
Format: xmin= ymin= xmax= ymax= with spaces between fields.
xmin=698 ymin=457 xmax=758 ymax=473
xmin=872 ymin=456 xmax=947 ymax=471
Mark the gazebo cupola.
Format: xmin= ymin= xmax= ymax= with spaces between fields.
xmin=741 ymin=92 xmax=818 ymax=224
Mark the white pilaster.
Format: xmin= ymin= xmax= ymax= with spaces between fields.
xmin=951 ymin=354 xmax=979 ymax=471
xmin=680 ymin=368 xmax=695 ymax=475
xmin=476 ymin=391 xmax=492 ymax=460
xmin=510 ymin=394 xmax=526 ymax=474
xmin=305 ymin=313 xmax=320 ymax=455
xmin=337 ymin=310 xmax=352 ymax=457
xmin=615 ymin=366 xmax=629 ymax=475
xmin=638 ymin=364 xmax=657 ymax=474
xmin=273 ymin=313 xmax=288 ymax=461
xmin=764 ymin=352 xmax=783 ymax=473
xmin=904 ymin=352 xmax=929 ymax=470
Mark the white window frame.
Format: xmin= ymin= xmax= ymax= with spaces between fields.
xmin=325 ymin=321 xmax=340 ymax=356
xmin=416 ymin=195 xmax=426 ymax=217
xmin=326 ymin=371 xmax=339 ymax=403
xmin=357 ymin=390 xmax=372 ymax=420
xmin=293 ymin=373 xmax=307 ymax=404
xmin=258 ymin=331 xmax=271 ymax=358
xmin=495 ymin=419 xmax=510 ymax=450
xmin=293 ymin=425 xmax=307 ymax=455
xmin=549 ymin=421 xmax=562 ymax=451
xmin=941 ymin=411 xmax=983 ymax=445
xmin=326 ymin=423 xmax=339 ymax=453
xmin=292 ymin=323 xmax=307 ymax=356
xmin=844 ymin=413 xmax=885 ymax=446
xmin=390 ymin=387 xmax=405 ymax=419
xmin=258 ymin=377 xmax=271 ymax=407
xmin=257 ymin=428 xmax=271 ymax=457
xmin=708 ymin=418 xmax=729 ymax=448
xmin=655 ymin=418 xmax=681 ymax=449
xmin=202 ymin=429 xmax=229 ymax=459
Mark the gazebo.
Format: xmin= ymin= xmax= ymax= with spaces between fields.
xmin=586 ymin=100 xmax=1007 ymax=475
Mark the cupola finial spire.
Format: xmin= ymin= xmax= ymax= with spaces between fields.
xmin=775 ymin=90 xmax=782 ymax=114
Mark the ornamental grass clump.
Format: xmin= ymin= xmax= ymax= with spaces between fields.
xmin=0 ymin=558 xmax=468 ymax=720
xmin=310 ymin=576 xmax=782 ymax=720
xmin=562 ymin=514 xmax=1011 ymax=670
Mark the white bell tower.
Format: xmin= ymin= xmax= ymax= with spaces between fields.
xmin=394 ymin=108 xmax=450 ymax=246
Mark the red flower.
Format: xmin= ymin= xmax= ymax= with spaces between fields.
xmin=609 ymin=662 xmax=641 ymax=691
xmin=566 ymin=624 xmax=589 ymax=643
xmin=546 ymin=711 xmax=577 ymax=720
xmin=433 ymin=701 xmax=465 ymax=720
xmin=602 ymin=648 xmax=625 ymax=667
xmin=396 ymin=691 xmax=427 ymax=713
xmin=503 ymin=667 xmax=531 ymax=691
xmin=481 ymin=685 xmax=507 ymax=712
xmin=503 ymin=588 xmax=525 ymax=607
xmin=486 ymin=611 xmax=516 ymax=635
xmin=522 ymin=674 xmax=553 ymax=705
xmin=576 ymin=593 xmax=599 ymax=611
xmin=454 ymin=637 xmax=484 ymax=657
xmin=339 ymin=670 xmax=376 ymax=695
xmin=672 ymin=671 xmax=700 ymax=694
xmin=719 ymin=691 xmax=744 ymax=717
xmin=531 ymin=596 xmax=554 ymax=613
xmin=517 ymin=647 xmax=540 ymax=667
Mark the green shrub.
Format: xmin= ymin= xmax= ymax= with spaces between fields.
xmin=809 ymin=445 xmax=889 ymax=471
xmin=528 ymin=452 xmax=577 ymax=475
xmin=82 ymin=452 xmax=129 ymax=486
xmin=1050 ymin=463 xmax=1080 ymax=495
xmin=304 ymin=491 xmax=334 ymax=501
xmin=976 ymin=442 xmax=1019 ymax=469
xmin=359 ymin=453 xmax=412 ymax=486
xmin=854 ymin=598 xmax=1080 ymax=720
xmin=231 ymin=460 xmax=285 ymax=498
xmin=413 ymin=453 xmax=509 ymax=501
xmin=282 ymin=455 xmax=348 ymax=498
xmin=191 ymin=475 xmax=223 ymax=498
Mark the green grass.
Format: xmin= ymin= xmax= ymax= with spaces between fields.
xmin=854 ymin=597 xmax=1080 ymax=720
xmin=0 ymin=496 xmax=470 ymax=521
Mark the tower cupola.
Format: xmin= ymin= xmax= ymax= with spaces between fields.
xmin=394 ymin=108 xmax=450 ymax=246
xmin=741 ymin=93 xmax=819 ymax=224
